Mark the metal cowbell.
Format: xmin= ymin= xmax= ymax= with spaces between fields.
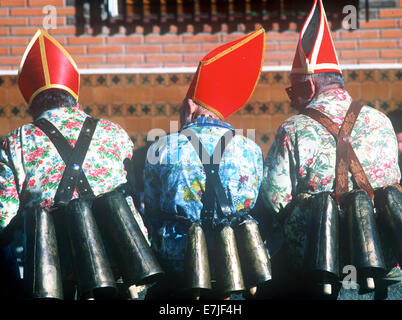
xmin=214 ymin=225 xmax=245 ymax=294
xmin=235 ymin=218 xmax=272 ymax=289
xmin=23 ymin=206 xmax=64 ymax=300
xmin=303 ymin=192 xmax=340 ymax=296
xmin=184 ymin=222 xmax=212 ymax=292
xmin=92 ymin=190 xmax=164 ymax=286
xmin=345 ymin=190 xmax=386 ymax=292
xmin=65 ymin=198 xmax=117 ymax=299
xmin=376 ymin=184 xmax=402 ymax=266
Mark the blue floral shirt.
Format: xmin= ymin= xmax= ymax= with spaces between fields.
xmin=144 ymin=117 xmax=263 ymax=273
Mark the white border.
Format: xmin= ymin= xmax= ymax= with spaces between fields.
xmin=0 ymin=63 xmax=401 ymax=76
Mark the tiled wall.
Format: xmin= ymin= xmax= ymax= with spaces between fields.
xmin=0 ymin=68 xmax=401 ymax=157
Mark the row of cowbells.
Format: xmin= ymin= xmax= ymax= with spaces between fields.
xmin=184 ymin=218 xmax=273 ymax=296
xmin=24 ymin=190 xmax=164 ymax=300
xmin=301 ymin=184 xmax=402 ymax=296
xmin=22 ymin=183 xmax=402 ymax=299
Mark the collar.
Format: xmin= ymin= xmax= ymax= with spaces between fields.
xmin=180 ymin=115 xmax=234 ymax=132
xmin=303 ymin=88 xmax=353 ymax=120
xmin=308 ymin=88 xmax=352 ymax=107
xmin=36 ymin=104 xmax=85 ymax=121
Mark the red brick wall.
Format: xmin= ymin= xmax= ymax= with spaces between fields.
xmin=0 ymin=0 xmax=401 ymax=70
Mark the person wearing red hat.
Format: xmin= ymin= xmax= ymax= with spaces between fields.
xmin=144 ymin=28 xmax=267 ymax=300
xmin=258 ymin=0 xmax=401 ymax=299
xmin=0 ymin=30 xmax=149 ymax=299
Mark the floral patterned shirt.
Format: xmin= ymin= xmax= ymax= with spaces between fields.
xmin=144 ymin=117 xmax=263 ymax=273
xmin=0 ymin=105 xmax=148 ymax=238
xmin=260 ymin=88 xmax=401 ymax=271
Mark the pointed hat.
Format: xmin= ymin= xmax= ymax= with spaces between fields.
xmin=291 ymin=0 xmax=341 ymax=75
xmin=18 ymin=29 xmax=80 ymax=106
xmin=186 ymin=28 xmax=265 ymax=119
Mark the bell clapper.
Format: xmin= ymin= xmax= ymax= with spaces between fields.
xmin=193 ymin=289 xmax=201 ymax=300
xmin=366 ymin=277 xmax=375 ymax=290
xmin=249 ymin=286 xmax=257 ymax=296
xmin=128 ymin=285 xmax=139 ymax=299
xmin=322 ymin=283 xmax=332 ymax=296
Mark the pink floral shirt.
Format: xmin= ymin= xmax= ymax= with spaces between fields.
xmin=0 ymin=105 xmax=147 ymax=237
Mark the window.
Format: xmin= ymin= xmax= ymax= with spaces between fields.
xmin=75 ymin=0 xmax=361 ymax=35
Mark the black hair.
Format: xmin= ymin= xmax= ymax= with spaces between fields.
xmin=28 ymin=88 xmax=77 ymax=119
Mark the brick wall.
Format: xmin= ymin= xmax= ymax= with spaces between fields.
xmin=0 ymin=0 xmax=401 ymax=70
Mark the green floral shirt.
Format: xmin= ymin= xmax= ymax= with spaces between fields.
xmin=260 ymin=88 xmax=401 ymax=271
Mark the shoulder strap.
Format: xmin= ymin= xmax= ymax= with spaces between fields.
xmin=182 ymin=128 xmax=235 ymax=227
xmin=302 ymin=102 xmax=374 ymax=203
xmin=34 ymin=117 xmax=99 ymax=205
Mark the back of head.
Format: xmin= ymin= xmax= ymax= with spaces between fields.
xmin=29 ymin=88 xmax=77 ymax=120
xmin=288 ymin=72 xmax=345 ymax=111
xmin=291 ymin=72 xmax=345 ymax=95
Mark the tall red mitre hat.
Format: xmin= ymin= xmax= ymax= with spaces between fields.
xmin=18 ymin=29 xmax=80 ymax=106
xmin=186 ymin=28 xmax=265 ymax=119
xmin=291 ymin=0 xmax=341 ymax=75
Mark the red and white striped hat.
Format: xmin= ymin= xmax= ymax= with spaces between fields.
xmin=291 ymin=0 xmax=341 ymax=75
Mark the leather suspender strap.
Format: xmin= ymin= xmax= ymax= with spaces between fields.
xmin=54 ymin=117 xmax=98 ymax=204
xmin=336 ymin=102 xmax=374 ymax=202
xmin=34 ymin=117 xmax=99 ymax=205
xmin=183 ymin=129 xmax=235 ymax=227
xmin=302 ymin=102 xmax=374 ymax=204
xmin=201 ymin=132 xmax=234 ymax=219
